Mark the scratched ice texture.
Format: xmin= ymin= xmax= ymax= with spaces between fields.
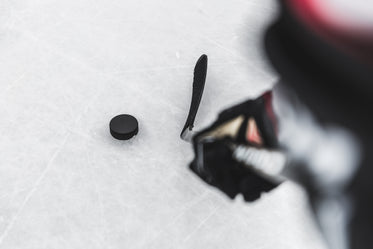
xmin=0 ymin=1 xmax=327 ymax=248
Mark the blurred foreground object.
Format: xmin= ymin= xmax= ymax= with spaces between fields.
xmin=265 ymin=0 xmax=373 ymax=248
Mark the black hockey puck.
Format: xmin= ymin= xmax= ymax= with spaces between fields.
xmin=110 ymin=114 xmax=138 ymax=140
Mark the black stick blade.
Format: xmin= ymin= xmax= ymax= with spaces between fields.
xmin=181 ymin=54 xmax=208 ymax=140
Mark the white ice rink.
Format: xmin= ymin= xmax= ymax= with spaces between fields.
xmin=0 ymin=1 xmax=327 ymax=248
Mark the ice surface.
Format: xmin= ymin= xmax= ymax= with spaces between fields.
xmin=0 ymin=0 xmax=327 ymax=248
